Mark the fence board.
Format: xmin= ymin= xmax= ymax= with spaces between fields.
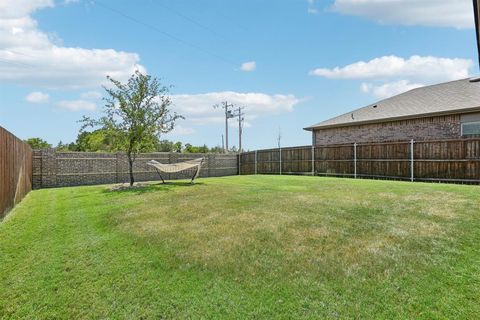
xmin=239 ymin=138 xmax=480 ymax=183
xmin=0 ymin=126 xmax=33 ymax=217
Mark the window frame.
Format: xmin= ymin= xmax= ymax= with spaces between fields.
xmin=461 ymin=121 xmax=480 ymax=136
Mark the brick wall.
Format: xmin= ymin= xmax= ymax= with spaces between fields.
xmin=33 ymin=150 xmax=238 ymax=189
xmin=314 ymin=115 xmax=462 ymax=145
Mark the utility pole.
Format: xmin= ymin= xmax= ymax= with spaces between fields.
xmin=277 ymin=127 xmax=282 ymax=148
xmin=214 ymin=101 xmax=235 ymax=153
xmin=232 ymin=106 xmax=245 ymax=153
xmin=221 ymin=134 xmax=225 ymax=152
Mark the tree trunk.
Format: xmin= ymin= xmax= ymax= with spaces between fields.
xmin=127 ymin=155 xmax=134 ymax=186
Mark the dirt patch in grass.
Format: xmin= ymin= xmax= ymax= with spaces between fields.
xmin=108 ymin=183 xmax=151 ymax=191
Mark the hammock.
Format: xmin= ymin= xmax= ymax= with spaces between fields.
xmin=147 ymin=158 xmax=204 ymax=184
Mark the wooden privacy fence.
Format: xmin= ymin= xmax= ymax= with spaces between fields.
xmin=0 ymin=126 xmax=33 ymax=217
xmin=239 ymin=138 xmax=480 ymax=183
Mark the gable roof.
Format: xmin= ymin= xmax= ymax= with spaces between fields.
xmin=304 ymin=78 xmax=480 ymax=131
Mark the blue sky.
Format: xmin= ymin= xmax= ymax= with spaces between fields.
xmin=0 ymin=0 xmax=478 ymax=150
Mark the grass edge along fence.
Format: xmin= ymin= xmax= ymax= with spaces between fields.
xmin=0 ymin=126 xmax=33 ymax=217
xmin=239 ymin=138 xmax=480 ymax=184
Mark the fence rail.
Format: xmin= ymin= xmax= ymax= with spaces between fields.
xmin=0 ymin=126 xmax=33 ymax=217
xmin=239 ymin=138 xmax=480 ymax=183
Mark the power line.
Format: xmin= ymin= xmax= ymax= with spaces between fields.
xmin=0 ymin=49 xmax=41 ymax=68
xmin=150 ymin=1 xmax=227 ymax=41
xmin=0 ymin=57 xmax=34 ymax=68
xmin=5 ymin=50 xmax=37 ymax=59
xmin=199 ymin=3 xmax=250 ymax=33
xmin=94 ymin=1 xmax=238 ymax=67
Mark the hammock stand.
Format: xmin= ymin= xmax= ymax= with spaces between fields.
xmin=147 ymin=158 xmax=204 ymax=184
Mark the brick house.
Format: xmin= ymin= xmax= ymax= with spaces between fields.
xmin=304 ymin=78 xmax=480 ymax=145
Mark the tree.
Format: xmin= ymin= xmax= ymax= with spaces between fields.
xmin=209 ymin=145 xmax=223 ymax=153
xmin=24 ymin=137 xmax=51 ymax=149
xmin=81 ymin=71 xmax=182 ymax=186
xmin=74 ymin=129 xmax=117 ymax=152
xmin=55 ymin=140 xmax=76 ymax=151
xmin=184 ymin=143 xmax=210 ymax=154
xmin=156 ymin=139 xmax=176 ymax=152
xmin=173 ymin=141 xmax=182 ymax=153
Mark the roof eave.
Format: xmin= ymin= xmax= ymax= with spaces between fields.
xmin=304 ymin=107 xmax=480 ymax=131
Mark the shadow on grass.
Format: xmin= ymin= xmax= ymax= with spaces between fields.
xmin=102 ymin=181 xmax=205 ymax=196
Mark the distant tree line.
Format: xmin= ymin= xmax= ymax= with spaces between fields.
xmin=24 ymin=130 xmax=227 ymax=154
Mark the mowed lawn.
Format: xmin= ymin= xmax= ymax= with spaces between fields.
xmin=1 ymin=176 xmax=479 ymax=319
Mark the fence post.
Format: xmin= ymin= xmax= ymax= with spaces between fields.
xmin=354 ymin=143 xmax=357 ymax=179
xmin=41 ymin=148 xmax=57 ymax=188
xmin=115 ymin=152 xmax=119 ymax=183
xmin=206 ymin=154 xmax=210 ymax=178
xmin=279 ymin=147 xmax=282 ymax=175
xmin=410 ymin=139 xmax=414 ymax=182
xmin=255 ymin=150 xmax=258 ymax=175
xmin=311 ymin=145 xmax=315 ymax=176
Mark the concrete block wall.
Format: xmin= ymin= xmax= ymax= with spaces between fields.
xmin=33 ymin=150 xmax=238 ymax=189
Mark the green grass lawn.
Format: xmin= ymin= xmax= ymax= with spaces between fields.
xmin=1 ymin=176 xmax=479 ymax=319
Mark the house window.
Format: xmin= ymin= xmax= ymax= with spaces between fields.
xmin=461 ymin=121 xmax=480 ymax=136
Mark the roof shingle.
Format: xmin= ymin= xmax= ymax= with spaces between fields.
xmin=304 ymin=78 xmax=480 ymax=131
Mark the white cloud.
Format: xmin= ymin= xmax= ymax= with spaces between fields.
xmin=170 ymin=91 xmax=302 ymax=126
xmin=240 ymin=61 xmax=256 ymax=72
xmin=307 ymin=0 xmax=318 ymax=14
xmin=25 ymin=90 xmax=49 ymax=103
xmin=310 ymin=55 xmax=472 ymax=82
xmin=311 ymin=55 xmax=473 ymax=99
xmin=0 ymin=0 xmax=145 ymax=89
xmin=360 ymin=80 xmax=424 ymax=99
xmin=332 ymin=0 xmax=473 ymax=29
xmin=80 ymin=91 xmax=102 ymax=100
xmin=168 ymin=125 xmax=196 ymax=136
xmin=57 ymin=100 xmax=96 ymax=111
xmin=0 ymin=0 xmax=54 ymax=19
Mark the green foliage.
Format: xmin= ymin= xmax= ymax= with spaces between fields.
xmin=184 ymin=143 xmax=209 ymax=153
xmin=53 ymin=135 xmax=224 ymax=154
xmin=55 ymin=141 xmax=76 ymax=152
xmin=155 ymin=141 xmax=224 ymax=153
xmin=209 ymin=145 xmax=224 ymax=153
xmin=73 ymin=129 xmax=117 ymax=152
xmin=155 ymin=139 xmax=179 ymax=152
xmin=173 ymin=141 xmax=183 ymax=153
xmin=154 ymin=140 xmax=222 ymax=153
xmin=24 ymin=137 xmax=51 ymax=149
xmin=81 ymin=71 xmax=182 ymax=185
